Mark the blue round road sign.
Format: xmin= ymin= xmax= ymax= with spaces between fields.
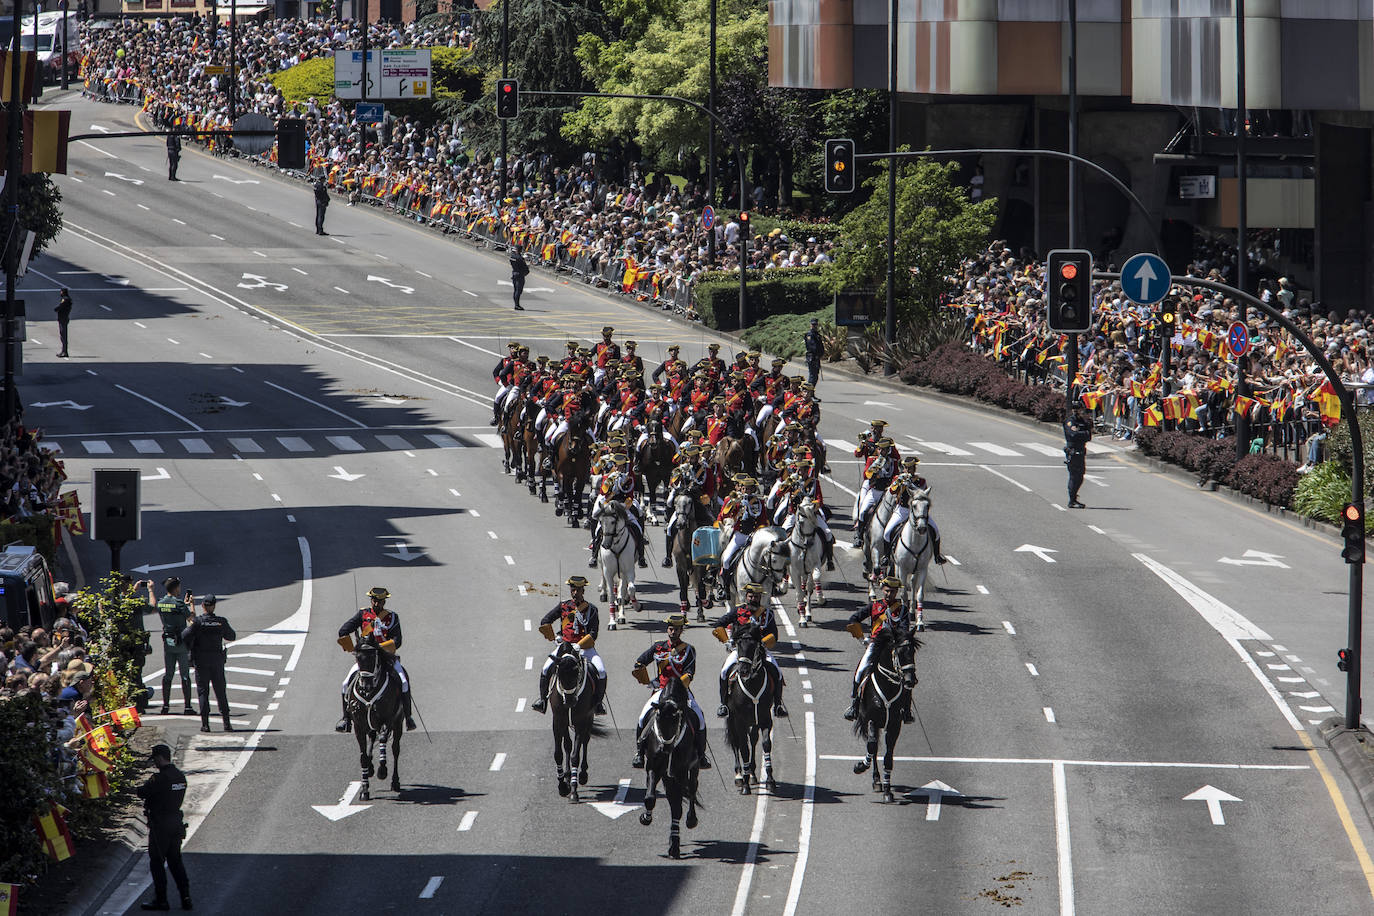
xmin=1227 ymin=322 xmax=1250 ymax=358
xmin=701 ymin=205 xmax=715 ymax=231
xmin=1121 ymin=253 xmax=1171 ymax=306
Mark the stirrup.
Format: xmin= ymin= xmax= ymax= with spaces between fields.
xmin=631 ymin=751 xmax=645 ymax=769
xmin=530 ymin=697 xmax=548 ymax=714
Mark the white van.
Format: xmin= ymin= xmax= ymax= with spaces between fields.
xmin=18 ymin=12 xmax=79 ymax=83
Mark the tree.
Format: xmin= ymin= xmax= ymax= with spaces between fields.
xmin=820 ymin=155 xmax=996 ymax=320
xmin=17 ymin=174 xmax=61 ymax=259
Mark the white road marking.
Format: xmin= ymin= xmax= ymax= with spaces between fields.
xmin=200 ymin=352 xmax=213 ymax=359
xmin=525 ymin=657 xmax=534 ymax=670
xmin=334 ymin=287 xmax=350 ymax=294
xmin=137 ymin=204 xmax=149 ymax=210
xmin=1300 ymin=705 xmax=1337 ymax=714
xmin=1026 ymin=663 xmax=1039 ymax=677
xmin=824 ymin=438 xmax=857 ymax=453
xmin=731 ymin=776 xmax=771 ymax=916
xmin=471 ymin=511 xmax=481 ymax=517
xmin=1254 ymin=651 xmax=1275 ymax=658
xmin=1053 ymin=760 xmax=1074 ymax=916
xmin=505 ymin=555 xmax=515 ymax=566
xmin=172 ymin=218 xmax=186 ymax=225
xmin=226 ymin=666 xmax=274 ymax=677
xmin=377 ymin=435 xmax=413 ymax=449
xmin=969 ymin=441 xmax=1023 ymax=457
xmin=524 ymin=619 xmax=531 ymax=631
xmin=475 ymin=433 xmax=505 ymax=448
xmin=914 ymin=440 xmax=974 ymax=457
xmin=1019 ymin=441 xmax=1067 ymax=457
xmin=515 ymin=698 xmax=526 ymax=713
xmin=131 ymin=439 xmax=163 ymax=454
xmin=272 ymin=494 xmax=283 ymax=502
xmin=1052 ymin=503 xmax=1066 ymax=511
xmin=1267 ymin=664 xmax=1293 ymax=671
xmin=489 ymin=753 xmax=506 ymax=772
xmin=134 ymin=321 xmax=147 ymax=328
xmin=1044 ymin=707 xmax=1056 ymax=723
xmin=463 ymin=289 xmax=478 ymax=296
xmin=1088 ymin=525 xmax=1106 ymax=534
xmin=228 ymin=438 xmax=263 ymax=453
xmin=1134 ymin=554 xmax=1271 ymax=641
xmin=983 ymin=465 xmax=1032 ymax=492
xmin=1084 ymin=442 xmax=1119 ymax=454
xmin=1002 ymin=621 xmax=1016 ymax=635
xmin=1272 ymin=645 xmax=1288 ymax=651
xmin=518 ymin=585 xmax=527 ymax=597
xmin=419 ymin=877 xmax=443 ymax=899
xmin=488 ymin=531 xmax=498 ymax=539
xmin=976 ymin=585 xmax=989 ymax=595
xmin=424 ymin=433 xmax=462 ymax=448
xmin=944 ymin=555 xmax=960 ymax=566
xmin=116 ymin=383 xmax=205 ymax=431
xmin=449 ymin=488 xmax=461 ymax=497
xmin=82 ymin=440 xmax=112 ymax=454
xmin=180 ymin=438 xmax=213 ymax=454
xmin=327 ymin=436 xmax=363 ymax=451
xmin=229 ymin=653 xmax=283 ymax=661
xmin=210 ymin=234 xmax=225 ymax=241
xmin=227 ymin=683 xmax=268 ymax=693
xmin=1276 ymin=676 xmax=1306 ymax=683
xmin=457 ymin=811 xmax=478 ymax=831
xmin=417 ymin=271 xmax=432 ymax=278
xmin=426 ymin=468 xmax=438 ymax=476
xmin=252 ymin=250 xmax=266 ymax=257
xmin=252 ymin=473 xmax=263 ymax=481
xmin=277 ymin=436 xmax=313 ymax=452
xmin=286 ymin=515 xmax=295 ymax=523
xmin=292 ymin=267 xmax=308 ymax=275
xmin=101 ymin=189 xmax=116 ymax=196
xmin=167 ymin=337 xmax=179 ymax=344
xmin=264 ymin=380 xmax=367 ymax=428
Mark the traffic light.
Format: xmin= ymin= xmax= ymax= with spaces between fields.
xmin=1341 ymin=502 xmax=1365 ymax=564
xmin=496 ymin=78 xmax=519 ymax=119
xmin=824 ymin=138 xmax=855 ymax=194
xmin=738 ymin=211 xmax=750 ymax=239
xmin=1158 ymin=302 xmax=1176 ymax=327
xmin=1045 ymin=249 xmax=1093 ymax=334
xmin=275 ymin=118 xmax=306 ymax=170
xmin=1338 ymin=648 xmax=1353 ymax=672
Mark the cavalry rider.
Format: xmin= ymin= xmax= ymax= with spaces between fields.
xmin=777 ymin=457 xmax=837 ymax=570
xmin=559 ymin=339 xmax=580 ymax=373
xmin=742 ymin=350 xmax=764 ymax=386
xmin=852 ymin=436 xmax=902 ymax=547
xmin=843 ymin=575 xmax=915 ymax=724
xmin=335 ymin=587 xmax=416 ymax=733
xmin=544 ymin=375 xmax=588 ymax=448
xmin=722 ymin=374 xmax=760 ymax=451
xmin=493 ymin=344 xmax=533 ymax=427
xmin=717 ymin=476 xmax=767 ymax=594
xmin=705 ymin=398 xmax=731 ymax=446
xmin=712 ymin=582 xmax=788 ymax=719
xmin=530 ymin=575 xmax=608 ymax=715
xmin=680 ymin=374 xmax=715 ymax=434
xmin=489 ymin=340 xmax=522 ymax=425
xmin=620 ymin=339 xmax=646 ymax=376
xmin=588 ymin=454 xmax=649 ymax=568
xmin=697 ymin=342 xmax=727 ymax=378
xmin=593 ymin=326 xmax=620 ymax=386
xmin=631 ymin=613 xmax=711 ymax=770
xmin=652 ymin=344 xmax=682 ymax=384
xmin=880 ymin=456 xmax=946 ymax=567
xmin=751 ymin=357 xmax=789 ymax=430
xmin=661 ymin=444 xmax=716 ymax=567
xmin=852 ymin=417 xmax=888 ymax=515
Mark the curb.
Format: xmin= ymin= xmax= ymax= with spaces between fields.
xmin=1320 ymin=718 xmax=1374 ymax=827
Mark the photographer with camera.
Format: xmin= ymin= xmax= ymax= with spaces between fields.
xmin=136 ymin=743 xmax=191 ymax=912
xmin=156 ymin=578 xmax=195 ymax=717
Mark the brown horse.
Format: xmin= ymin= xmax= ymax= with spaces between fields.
xmin=552 ymin=414 xmax=592 ymax=527
xmin=714 ymin=436 xmax=748 ymax=492
xmin=500 ymin=390 xmax=528 ymax=478
xmin=638 ymin=417 xmax=675 ymax=525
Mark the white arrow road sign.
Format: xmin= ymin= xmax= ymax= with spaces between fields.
xmin=131 ymin=551 xmax=194 ymax=575
xmin=367 ymin=275 xmax=415 ymax=295
xmin=496 ymin=280 xmax=554 ymax=292
xmin=238 ymin=273 xmax=288 ymax=292
xmin=312 ymin=781 xmax=372 ymax=821
xmin=140 ymin=467 xmax=171 ymax=482
xmin=329 ymin=466 xmax=365 ymax=482
xmin=100 ymin=274 xmax=131 ymax=286
xmin=1131 ymin=258 xmax=1158 ymax=303
xmin=907 ymin=780 xmax=962 ymax=821
xmin=31 ymin=400 xmax=93 ymax=410
xmin=1014 ymin=544 xmax=1058 ymax=563
xmin=1082 ymin=474 xmax=1109 ymax=488
xmin=1217 ymin=549 xmax=1289 ymax=569
xmin=89 ymin=125 xmax=111 ymax=133
xmin=218 ymin=397 xmax=251 ymax=408
xmin=104 ymin=171 xmax=145 ymax=185
xmin=1183 ymin=785 xmax=1241 ymax=825
xmin=212 ymin=175 xmax=260 ymax=185
xmin=590 ymin=778 xmax=638 ymax=819
xmin=384 ymin=543 xmax=424 ymax=562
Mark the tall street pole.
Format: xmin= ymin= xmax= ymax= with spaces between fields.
xmin=499 ymin=0 xmax=509 ymax=203
xmin=884 ymin=0 xmax=896 ymax=375
xmin=1064 ymin=0 xmax=1080 ymax=409
xmin=706 ymin=0 xmax=716 ymax=263
xmin=228 ymin=0 xmax=237 ymax=128
xmin=358 ymin=0 xmax=368 ymax=162
xmin=59 ymin=0 xmax=67 ymax=90
xmin=5 ymin=1 xmax=23 ymax=422
xmin=1233 ymin=0 xmax=1251 ymax=458
xmin=30 ymin=1 xmax=38 ymax=104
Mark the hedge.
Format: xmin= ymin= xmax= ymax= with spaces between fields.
xmin=0 ymin=514 xmax=56 ymax=569
xmin=900 ymin=341 xmax=1065 ymax=422
xmin=693 ymin=267 xmax=829 ymax=331
xmin=741 ymin=308 xmax=832 ymax=362
xmin=1135 ymin=427 xmax=1300 ymax=508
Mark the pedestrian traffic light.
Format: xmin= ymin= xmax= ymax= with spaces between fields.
xmin=1338 ymin=648 xmax=1353 ymax=672
xmin=1045 ymin=249 xmax=1093 ymax=334
xmin=824 ymin=138 xmax=855 ymax=194
xmin=275 ymin=118 xmax=306 ymax=170
xmin=738 ymin=210 xmax=750 ymax=239
xmin=496 ymin=79 xmax=519 ymax=120
xmin=1158 ymin=303 xmax=1176 ymax=327
xmin=1341 ymin=502 xmax=1365 ymax=564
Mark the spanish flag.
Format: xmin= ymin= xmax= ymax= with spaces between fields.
xmin=23 ymin=110 xmax=71 ymax=174
xmin=109 ymin=706 xmax=141 ymax=730
xmin=0 ymin=882 xmax=17 ymax=916
xmin=32 ymin=802 xmax=73 ymax=862
xmin=74 ymin=712 xmax=94 ymax=737
xmin=81 ymin=770 xmax=110 ymax=800
xmin=86 ymin=724 xmax=118 ymax=753
xmin=57 ymin=490 xmax=84 ymax=535
xmin=1081 ymin=390 xmax=1104 ymax=411
xmin=1142 ymin=405 xmax=1163 ymax=427
xmin=79 ymin=742 xmax=113 ymax=774
xmin=1161 ymin=396 xmax=1184 ymax=422
xmin=0 ymin=51 xmax=36 ymax=104
xmin=1233 ymin=395 xmax=1258 ymax=418
xmin=1316 ymin=380 xmax=1343 ymax=426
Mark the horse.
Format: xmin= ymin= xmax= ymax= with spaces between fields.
xmin=852 ymin=626 xmax=921 ymax=803
xmin=863 ymin=488 xmax=900 ymax=598
xmin=524 ymin=411 xmax=549 ymax=498
xmin=891 ymin=486 xmax=934 ymax=630
xmin=502 ymin=390 xmax=534 ymax=481
xmin=637 ymin=418 xmax=675 ymax=525
xmin=595 ymin=499 xmax=639 ymax=628
xmin=786 ymin=496 xmax=826 ymax=627
xmin=723 ymin=622 xmax=777 ymax=795
xmin=668 ymin=489 xmax=714 ymax=622
xmin=713 ymin=436 xmax=748 ymax=488
xmin=725 ymin=526 xmax=791 ymax=606
xmin=347 ymin=640 xmax=405 ymax=801
xmin=638 ymin=675 xmax=702 ymax=859
xmin=552 ymin=415 xmax=592 ymax=527
xmin=547 ymin=641 xmax=602 ymax=803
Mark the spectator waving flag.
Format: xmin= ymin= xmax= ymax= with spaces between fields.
xmin=1316 ymin=380 xmax=1343 ymax=426
xmin=57 ymin=490 xmax=84 ymax=535
xmin=81 ymin=770 xmax=111 ymax=800
xmin=85 ymin=724 xmax=119 ymax=753
xmin=108 ymin=706 xmax=141 ymax=730
xmin=79 ymin=742 xmax=113 ymax=774
xmin=32 ymin=802 xmax=74 ymax=862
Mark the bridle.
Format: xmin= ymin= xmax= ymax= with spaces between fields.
xmin=901 ymin=491 xmax=932 ymax=558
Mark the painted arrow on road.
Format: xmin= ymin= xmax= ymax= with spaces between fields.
xmin=1217 ymin=549 xmax=1289 ymax=569
xmin=329 ymin=466 xmax=365 ymax=482
xmin=100 ymin=274 xmax=131 ymax=286
xmin=218 ymin=397 xmax=251 ymax=408
xmin=31 ymin=400 xmax=93 ymax=410
xmin=367 ymin=275 xmax=415 ymax=295
xmin=496 ymin=280 xmax=554 ymax=292
xmin=1082 ymin=474 xmax=1109 ymax=488
xmin=212 ymin=175 xmax=260 ymax=185
xmin=312 ymin=781 xmax=372 ymax=821
xmin=131 ymin=551 xmax=194 ymax=575
xmin=384 ymin=543 xmax=424 ymax=562
xmin=590 ymin=778 xmax=638 ymax=819
xmin=104 ymin=171 xmax=145 ymax=185
xmin=88 ymin=125 xmax=111 ymax=133
xmin=140 ymin=468 xmax=171 ymax=482
xmin=1014 ymin=544 xmax=1057 ymax=563
xmin=1183 ymin=785 xmax=1241 ymax=825
xmin=238 ymin=273 xmax=288 ymax=291
xmin=907 ymin=780 xmax=962 ymax=821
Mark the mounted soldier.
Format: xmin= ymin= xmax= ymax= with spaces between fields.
xmin=843 ymin=576 xmax=915 ymax=724
xmin=717 ymin=476 xmax=766 ymax=592
xmin=531 ymin=575 xmax=607 ymax=715
xmin=712 ymin=582 xmax=787 ymax=720
xmin=336 ymin=587 xmax=416 ymax=733
xmin=881 ymin=456 xmax=945 ymax=567
xmin=593 ymin=326 xmax=621 ymax=386
xmin=631 ymin=613 xmax=711 ymax=770
xmin=661 ymin=444 xmax=716 ymax=567
xmin=588 ymin=454 xmax=648 ymax=568
xmin=852 ymin=436 xmax=902 ymax=547
xmin=490 ymin=340 xmax=522 ymax=425
xmin=652 ymin=343 xmax=682 ymax=384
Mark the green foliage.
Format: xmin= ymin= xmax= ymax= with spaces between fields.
xmin=1325 ymin=407 xmax=1374 ymax=498
xmin=747 ymin=213 xmax=837 ymax=243
xmin=0 ymin=691 xmax=57 ymax=882
xmin=741 ymin=307 xmax=831 ymax=361
xmin=820 ymin=155 xmax=996 ymax=321
xmin=19 ymin=173 xmax=61 ymax=257
xmin=0 ymin=515 xmax=56 ymax=568
xmin=267 ymin=57 xmax=336 ymax=104
xmin=268 ymin=47 xmax=482 ymax=122
xmin=691 ymin=267 xmax=827 ymax=331
xmin=1293 ymin=461 xmax=1357 ymax=526
xmin=71 ymin=575 xmax=152 ymax=712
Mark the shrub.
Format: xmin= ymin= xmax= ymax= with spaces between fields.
xmin=0 ymin=514 xmax=57 ymax=568
xmin=1293 ymin=461 xmax=1356 ymax=525
xmin=692 ymin=268 xmax=829 ymax=331
xmin=742 ymin=308 xmax=832 ymax=361
xmin=1229 ymin=454 xmax=1301 ymax=508
xmin=267 ymin=57 xmax=335 ymax=104
xmin=1325 ymin=407 xmax=1374 ymax=497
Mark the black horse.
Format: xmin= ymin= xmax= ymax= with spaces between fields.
xmin=638 ymin=675 xmax=702 ymax=859
xmin=723 ymin=622 xmax=777 ymax=795
xmin=667 ymin=488 xmax=714 ymax=621
xmin=548 ymin=642 xmax=603 ymax=803
xmin=637 ymin=416 xmax=675 ymax=523
xmin=347 ymin=639 xmax=405 ymax=800
xmin=852 ymin=626 xmax=921 ymax=803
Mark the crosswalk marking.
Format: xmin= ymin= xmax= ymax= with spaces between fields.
xmin=277 ymin=436 xmax=313 ymax=452
xmin=474 ymin=433 xmax=505 ymax=449
xmin=228 ymin=437 xmax=263 ymax=453
xmin=425 ymin=433 xmax=462 ymax=448
xmin=1085 ymin=442 xmax=1119 ymax=454
xmin=226 ymin=666 xmax=274 ymax=677
xmin=227 ymin=683 xmax=269 ymax=693
xmin=327 ymin=436 xmax=364 ymax=451
xmin=914 ymin=440 xmax=975 ymax=457
xmin=969 ymin=442 xmax=1023 ymax=457
xmin=825 ymin=439 xmax=857 ymax=453
xmin=377 ymin=435 xmax=412 ymax=450
xmin=131 ymin=439 xmax=164 ymax=454
xmin=179 ymin=438 xmax=212 ymax=454
xmin=83 ymin=440 xmax=112 ymax=455
xmin=1018 ymin=442 xmax=1066 ymax=457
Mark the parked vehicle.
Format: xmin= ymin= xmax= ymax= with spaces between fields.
xmin=18 ymin=12 xmax=80 ymax=83
xmin=0 ymin=544 xmax=58 ymax=632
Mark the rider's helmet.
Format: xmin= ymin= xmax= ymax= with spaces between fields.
xmin=665 ymin=612 xmax=688 ymax=630
xmin=707 ymin=343 xmax=721 ymax=354
xmin=566 ymin=575 xmax=589 ymax=592
xmin=367 ymin=587 xmax=390 ymax=607
xmin=876 ymin=437 xmax=895 ymax=449
xmin=869 ymin=419 xmax=888 ymax=431
xmin=667 ymin=344 xmax=681 ymax=355
xmin=747 ymin=351 xmax=761 ymax=362
xmin=565 ymin=339 xmax=579 ymax=352
xmin=743 ymin=582 xmax=765 ymax=599
xmin=770 ymin=358 xmax=785 ymax=371
xmin=802 ymin=382 xmax=815 ymax=392
xmin=601 ymin=325 xmax=615 ymax=339
xmin=880 ymin=575 xmax=902 ymax=592
xmin=507 ymin=341 xmax=520 ymax=352
xmin=625 ymin=340 xmax=637 ymax=351
xmin=902 ymin=455 xmax=921 ymax=469
xmin=737 ymin=476 xmax=759 ymax=493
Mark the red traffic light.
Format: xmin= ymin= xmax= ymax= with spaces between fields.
xmin=502 ymin=83 xmax=512 ymax=93
xmin=1060 ymin=263 xmax=1078 ymax=280
xmin=1344 ymin=503 xmax=1364 ymax=524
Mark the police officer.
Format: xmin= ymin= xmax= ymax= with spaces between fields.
xmin=510 ymin=242 xmax=530 ymax=311
xmin=156 ymin=578 xmax=194 ymax=717
xmin=166 ymin=133 xmax=180 ymax=181
xmin=1064 ymin=406 xmax=1092 ymax=509
xmin=55 ymin=287 xmax=72 ymax=358
xmin=182 ymin=594 xmax=236 ymax=733
xmin=803 ymin=317 xmax=823 ymax=393
xmin=314 ymin=176 xmax=330 ymax=235
xmin=136 ymin=743 xmax=191 ymax=912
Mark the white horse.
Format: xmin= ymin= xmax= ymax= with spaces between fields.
xmin=787 ymin=497 xmax=826 ymax=627
xmin=864 ymin=489 xmax=899 ymax=599
xmin=731 ymin=526 xmax=791 ymax=605
xmin=891 ymin=486 xmax=934 ymax=630
xmin=595 ymin=500 xmax=638 ymax=628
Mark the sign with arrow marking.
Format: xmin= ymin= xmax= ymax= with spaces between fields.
xmin=368 ymin=275 xmax=415 ymax=295
xmin=140 ymin=468 xmax=171 ymax=482
xmin=907 ymin=780 xmax=962 ymax=821
xmin=1014 ymin=544 xmax=1058 ymax=563
xmin=590 ymin=778 xmax=638 ymax=819
xmin=312 ymin=781 xmax=372 ymax=821
xmin=212 ymin=175 xmax=260 ymax=185
xmin=131 ymin=551 xmax=194 ymax=575
xmin=1183 ymin=785 xmax=1240 ymax=825
xmin=329 ymin=466 xmax=365 ymax=482
xmin=218 ymin=397 xmax=250 ymax=408
xmin=1217 ymin=549 xmax=1288 ymax=568
xmin=1120 ymin=252 xmax=1170 ymax=306
xmin=32 ymin=400 xmax=92 ymax=410
xmin=238 ymin=273 xmax=288 ymax=292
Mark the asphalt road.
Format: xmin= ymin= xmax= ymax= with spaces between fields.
xmin=32 ymin=92 xmax=1374 ymax=915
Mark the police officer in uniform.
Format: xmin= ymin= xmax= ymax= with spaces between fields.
xmin=1064 ymin=406 xmax=1092 ymax=508
xmin=803 ymin=317 xmax=823 ymax=392
xmin=166 ymin=133 xmax=180 ymax=181
xmin=182 ymin=594 xmax=236 ymax=733
xmin=314 ymin=176 xmax=330 ymax=235
xmin=156 ymin=578 xmax=195 ymax=717
xmin=510 ymin=242 xmax=530 ymax=310
xmin=136 ymin=743 xmax=191 ymax=911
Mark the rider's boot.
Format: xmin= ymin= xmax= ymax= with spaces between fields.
xmin=592 ymin=674 xmax=607 ymax=715
xmin=851 ymin=513 xmax=865 ymax=548
xmin=823 ymin=533 xmax=836 ymax=571
xmin=587 ymin=528 xmax=601 ymax=568
xmin=335 ymin=694 xmax=352 ymax=733
xmin=695 ymin=725 xmax=712 ymax=770
xmin=631 ymin=727 xmax=647 ymax=768
xmin=842 ymin=680 xmax=861 ymax=721
xmin=661 ymin=526 xmax=675 ymax=568
xmin=772 ymin=669 xmax=789 ymax=718
xmin=530 ymin=667 xmax=550 ymax=714
xmin=636 ymin=528 xmax=649 ymax=569
xmin=933 ymin=531 xmax=947 ymax=565
xmin=403 ymin=691 xmax=417 ymax=731
xmin=717 ymin=675 xmax=729 ymax=717
xmin=901 ymin=696 xmax=915 ymax=724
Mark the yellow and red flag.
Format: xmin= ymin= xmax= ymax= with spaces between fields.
xmin=81 ymin=770 xmax=110 ymax=800
xmin=57 ymin=490 xmax=84 ymax=535
xmin=1316 ymin=380 xmax=1343 ymax=426
xmin=0 ymin=882 xmax=17 ymax=916
xmin=1232 ymin=395 xmax=1258 ymax=418
xmin=1142 ymin=405 xmax=1163 ymax=427
xmin=32 ymin=802 xmax=73 ymax=862
xmin=79 ymin=742 xmax=113 ymax=774
xmin=1081 ymin=390 xmax=1105 ymax=411
xmin=109 ymin=706 xmax=141 ymax=731
xmin=85 ymin=724 xmax=118 ymax=753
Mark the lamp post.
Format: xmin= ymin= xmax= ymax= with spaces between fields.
xmin=706 ymin=0 xmax=716 ymax=262
xmin=883 ymin=0 xmax=896 ymax=374
xmin=358 ymin=0 xmax=368 ymax=162
xmin=1234 ymin=0 xmax=1251 ymax=458
xmin=4 ymin=0 xmax=22 ymax=423
xmin=499 ymin=0 xmax=509 ymax=202
xmin=58 ymin=0 xmax=67 ymax=90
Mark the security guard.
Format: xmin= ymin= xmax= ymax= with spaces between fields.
xmin=1064 ymin=406 xmax=1092 ymax=508
xmin=155 ymin=578 xmax=195 ymax=717
xmin=136 ymin=743 xmax=190 ymax=912
xmin=166 ymin=133 xmax=180 ymax=182
xmin=182 ymin=594 xmax=237 ymax=734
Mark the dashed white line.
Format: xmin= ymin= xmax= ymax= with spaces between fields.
xmin=1052 ymin=503 xmax=1066 ymax=511
xmin=404 ymin=451 xmax=416 ymax=457
xmin=1026 ymin=663 xmax=1039 ymax=677
xmin=523 ymin=619 xmax=531 ymax=631
xmin=505 ymin=555 xmax=515 ymax=565
xmin=99 ymin=304 xmax=112 ymax=312
xmin=1044 ymin=707 xmax=1057 ymax=723
xmin=489 ymin=753 xmax=507 ymax=772
xmin=137 ymin=203 xmax=149 ymax=210
xmin=334 ymin=287 xmax=350 ymax=294
xmin=166 ymin=337 xmax=180 ymax=344
xmin=292 ymin=267 xmax=308 ymax=275
xmin=944 ymin=556 xmax=960 ymax=566
xmin=457 ymin=811 xmax=478 ymax=832
xmin=449 ymin=488 xmax=461 ymax=497
xmin=487 ymin=531 xmax=498 ymax=540
xmin=426 ymin=468 xmax=438 ymax=476
xmin=286 ymin=515 xmax=295 ymax=522
xmin=518 ymin=585 xmax=528 ymax=597
xmin=470 ymin=510 xmax=481 ymax=517
xmin=134 ymin=321 xmax=147 ymax=328
xmin=515 ymin=698 xmax=526 ymax=713
xmin=1002 ymin=621 xmax=1016 ymax=635
xmin=1088 ymin=525 xmax=1106 ymax=535
xmin=982 ymin=465 xmax=1031 ymax=492
xmin=419 ymin=877 xmax=443 ymax=899
xmin=209 ymin=234 xmax=225 ymax=240
xmin=199 ymin=352 xmax=213 ymax=359
xmin=417 ymin=270 xmax=432 ymax=278
xmin=171 ymin=218 xmax=186 ymax=225
xmin=525 ymin=656 xmax=534 ymax=670
xmin=271 ymin=494 xmax=282 ymax=502
xmin=976 ymin=585 xmax=989 ymax=595
xmin=462 ymin=290 xmax=478 ymax=297
xmin=252 ymin=250 xmax=266 ymax=257
xmin=101 ymin=189 xmax=116 ymax=196
xmin=252 ymin=473 xmax=263 ymax=481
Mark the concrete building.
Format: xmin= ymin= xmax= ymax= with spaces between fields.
xmin=769 ymin=0 xmax=1374 ymax=312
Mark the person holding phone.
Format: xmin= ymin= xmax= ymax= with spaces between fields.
xmin=155 ymin=578 xmax=195 ymax=716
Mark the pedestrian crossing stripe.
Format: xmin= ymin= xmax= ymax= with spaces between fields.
xmin=376 ymin=435 xmax=412 ymax=450
xmin=326 ymin=436 xmax=364 ymax=451
xmin=179 ymin=438 xmax=212 ymax=454
xmin=968 ymin=441 xmax=1020 ymax=457
xmin=277 ymin=436 xmax=311 ymax=452
xmin=913 ymin=440 xmax=975 ymax=457
xmin=229 ymin=437 xmax=264 ymax=453
xmin=131 ymin=439 xmax=163 ymax=454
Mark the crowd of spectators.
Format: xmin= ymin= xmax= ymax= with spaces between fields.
xmin=79 ymin=16 xmax=835 ymax=310
xmin=1 ymin=607 xmax=96 ymax=781
xmin=953 ymin=234 xmax=1353 ymax=464
xmin=0 ymin=415 xmax=65 ymax=518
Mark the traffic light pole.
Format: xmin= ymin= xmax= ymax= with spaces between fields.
xmin=1098 ymin=270 xmax=1365 ymax=731
xmin=499 ymin=0 xmax=509 ymax=203
xmin=4 ymin=0 xmax=21 ymax=424
xmin=884 ymin=0 xmax=897 ymax=375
